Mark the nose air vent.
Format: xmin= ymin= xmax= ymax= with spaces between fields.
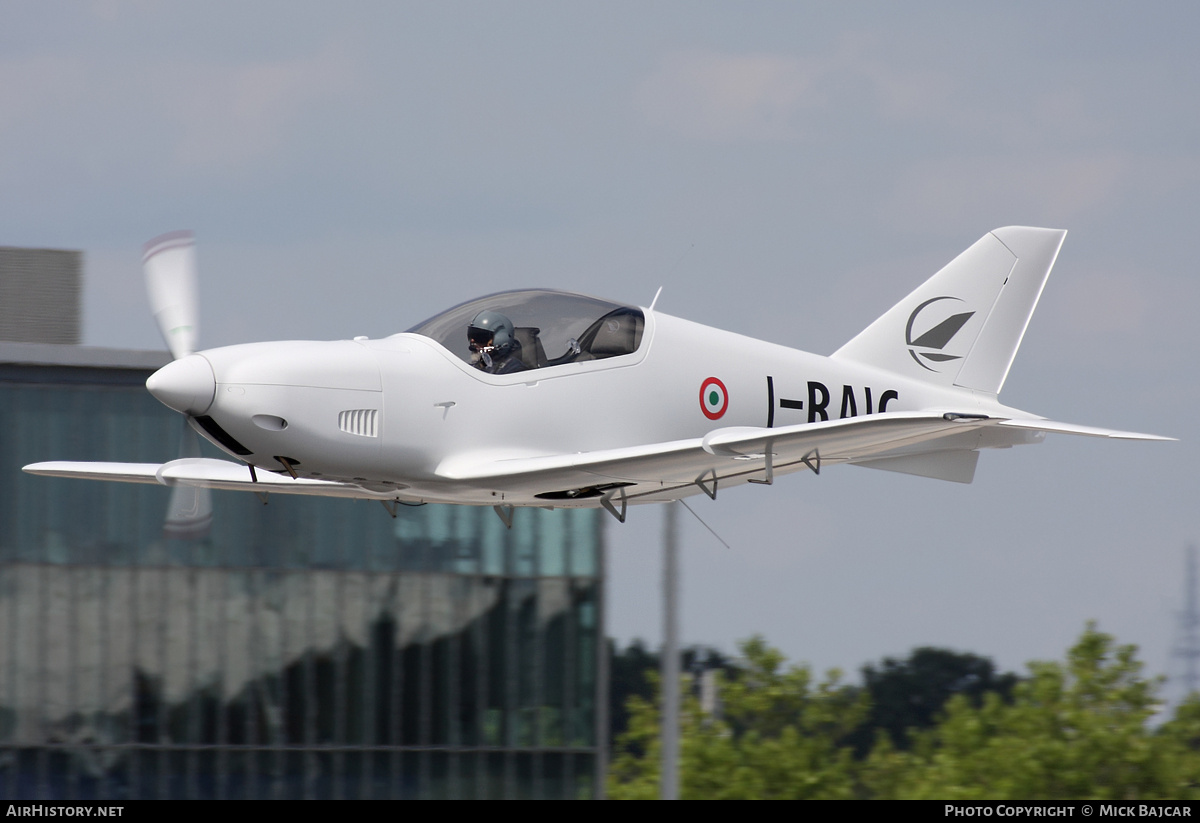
xmin=338 ymin=409 xmax=379 ymax=438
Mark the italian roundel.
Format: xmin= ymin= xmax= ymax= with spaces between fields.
xmin=699 ymin=377 xmax=728 ymax=420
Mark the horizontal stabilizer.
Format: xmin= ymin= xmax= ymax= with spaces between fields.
xmin=998 ymin=419 xmax=1175 ymax=441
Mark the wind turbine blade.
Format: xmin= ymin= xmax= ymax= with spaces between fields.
xmin=144 ymin=231 xmax=199 ymax=360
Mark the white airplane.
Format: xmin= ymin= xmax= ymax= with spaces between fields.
xmin=25 ymin=226 xmax=1170 ymax=528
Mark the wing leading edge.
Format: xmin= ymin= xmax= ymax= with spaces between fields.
xmin=23 ymin=458 xmax=402 ymax=500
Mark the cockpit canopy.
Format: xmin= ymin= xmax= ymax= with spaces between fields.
xmin=407 ymin=289 xmax=645 ymax=371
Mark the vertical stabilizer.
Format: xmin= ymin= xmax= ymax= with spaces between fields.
xmin=832 ymin=226 xmax=1066 ymax=396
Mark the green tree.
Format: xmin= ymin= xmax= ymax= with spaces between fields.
xmin=607 ymin=636 xmax=866 ymax=799
xmin=1150 ymin=692 xmax=1200 ymax=796
xmin=610 ymin=625 xmax=1200 ymax=799
xmin=608 ymin=638 xmax=659 ymax=748
xmin=863 ymin=623 xmax=1197 ymax=800
xmin=607 ymin=639 xmax=736 ymax=745
xmin=846 ymin=647 xmax=1021 ymax=756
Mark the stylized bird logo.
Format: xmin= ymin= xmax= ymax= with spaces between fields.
xmin=905 ymin=296 xmax=975 ymax=372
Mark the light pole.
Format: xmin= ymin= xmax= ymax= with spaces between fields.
xmin=661 ymin=500 xmax=680 ymax=800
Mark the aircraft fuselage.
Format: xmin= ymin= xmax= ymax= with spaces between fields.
xmin=162 ymin=311 xmax=1032 ymax=506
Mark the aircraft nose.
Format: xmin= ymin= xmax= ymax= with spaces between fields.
xmin=146 ymin=354 xmax=216 ymax=415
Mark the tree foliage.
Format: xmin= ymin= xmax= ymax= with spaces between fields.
xmin=864 ymin=623 xmax=1200 ymax=799
xmin=608 ymin=625 xmax=1200 ymax=800
xmin=847 ymin=646 xmax=1020 ymax=756
xmin=608 ymin=639 xmax=735 ymax=745
xmin=608 ymin=636 xmax=866 ymax=799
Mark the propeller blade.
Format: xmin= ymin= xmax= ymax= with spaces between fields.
xmin=163 ymin=420 xmax=212 ymax=540
xmin=143 ymin=231 xmax=199 ymax=360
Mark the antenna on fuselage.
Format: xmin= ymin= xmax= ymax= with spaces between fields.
xmin=651 ymin=241 xmax=695 ymax=312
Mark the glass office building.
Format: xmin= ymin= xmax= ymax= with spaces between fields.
xmin=0 ymin=342 xmax=607 ymax=799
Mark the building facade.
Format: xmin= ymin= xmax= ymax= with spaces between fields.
xmin=0 ymin=248 xmax=80 ymax=345
xmin=0 ymin=342 xmax=606 ymax=799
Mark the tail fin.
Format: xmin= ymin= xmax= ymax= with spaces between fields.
xmin=832 ymin=227 xmax=1066 ymax=396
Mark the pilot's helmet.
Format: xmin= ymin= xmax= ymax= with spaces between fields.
xmin=468 ymin=310 xmax=516 ymax=356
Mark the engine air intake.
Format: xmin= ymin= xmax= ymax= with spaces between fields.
xmin=339 ymin=409 xmax=379 ymax=438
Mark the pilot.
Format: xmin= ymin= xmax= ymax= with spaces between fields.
xmin=467 ymin=310 xmax=527 ymax=374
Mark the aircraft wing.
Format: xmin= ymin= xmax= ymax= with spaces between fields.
xmin=25 ymin=413 xmax=1170 ymax=508
xmin=437 ymin=411 xmax=1172 ymax=501
xmin=23 ymin=458 xmax=400 ymax=500
xmin=436 ymin=412 xmax=996 ymax=497
xmin=21 ymin=462 xmax=169 ymax=485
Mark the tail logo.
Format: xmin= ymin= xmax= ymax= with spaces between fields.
xmin=905 ymin=296 xmax=975 ymax=372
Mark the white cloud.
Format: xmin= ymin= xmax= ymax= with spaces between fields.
xmin=881 ymin=152 xmax=1200 ymax=234
xmin=634 ymin=37 xmax=957 ymax=143
xmin=1042 ymin=260 xmax=1200 ymax=366
xmin=883 ymin=154 xmax=1130 ymax=232
xmin=1055 ymin=269 xmax=1150 ymax=336
xmin=0 ymin=55 xmax=90 ymax=134
xmin=636 ymin=50 xmax=822 ymax=142
xmin=161 ymin=48 xmax=360 ymax=170
xmin=0 ymin=45 xmax=360 ymax=177
xmin=86 ymin=0 xmax=163 ymax=23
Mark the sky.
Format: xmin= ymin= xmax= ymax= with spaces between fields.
xmin=4 ymin=1 xmax=1198 ymax=696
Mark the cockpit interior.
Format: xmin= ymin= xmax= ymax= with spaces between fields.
xmin=407 ymin=289 xmax=645 ymax=372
